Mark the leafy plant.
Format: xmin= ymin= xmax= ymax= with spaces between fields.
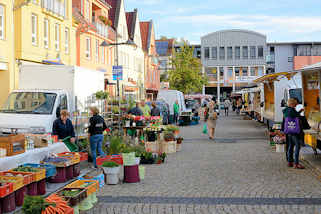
xmin=121 ymin=99 xmax=128 ymax=104
xmin=165 ymin=125 xmax=179 ymax=132
xmin=102 ymin=161 xmax=119 ymax=168
xmin=95 ymin=91 xmax=108 ymax=100
xmin=112 ymin=106 xmax=120 ymax=114
xmin=108 ymin=136 xmax=123 ymax=155
xmin=141 ymin=151 xmax=153 ymax=160
xmin=164 ymin=131 xmax=175 ymax=141
xmin=22 ymin=195 xmax=53 ymax=214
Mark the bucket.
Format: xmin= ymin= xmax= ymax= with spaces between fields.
xmin=15 ymin=186 xmax=27 ymax=206
xmin=66 ymin=165 xmax=74 ymax=180
xmin=79 ymin=196 xmax=93 ymax=211
xmin=27 ymin=182 xmax=38 ymax=196
xmin=2 ymin=192 xmax=15 ymax=213
xmin=50 ymin=167 xmax=67 ymax=183
xmin=276 ymin=144 xmax=285 ymax=153
xmin=37 ymin=179 xmax=46 ymax=195
xmin=124 ymin=165 xmax=140 ymax=183
xmin=73 ymin=163 xmax=80 ymax=177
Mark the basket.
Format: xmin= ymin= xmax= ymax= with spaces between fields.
xmin=0 ymin=134 xmax=25 ymax=156
xmin=96 ymin=155 xmax=123 ymax=166
xmin=0 ymin=182 xmax=13 ymax=198
xmin=57 ymin=152 xmax=81 ymax=165
xmin=0 ymin=171 xmax=33 ymax=185
xmin=160 ymin=141 xmax=176 ymax=154
xmin=66 ymin=180 xmax=99 ymax=196
xmin=0 ymin=176 xmax=24 ymax=191
xmin=22 ymin=163 xmax=57 ymax=178
xmin=145 ymin=141 xmax=160 ymax=153
xmin=122 ymin=152 xmax=136 ymax=166
xmin=57 ymin=188 xmax=87 ymax=207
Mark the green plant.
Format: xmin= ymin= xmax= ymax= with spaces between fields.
xmin=133 ymin=145 xmax=145 ymax=157
xmin=102 ymin=161 xmax=119 ymax=168
xmin=22 ymin=196 xmax=53 ymax=214
xmin=164 ymin=131 xmax=175 ymax=141
xmin=108 ymin=136 xmax=123 ymax=155
xmin=112 ymin=106 xmax=120 ymax=114
xmin=141 ymin=151 xmax=153 ymax=160
xmin=121 ymin=99 xmax=128 ymax=104
xmin=165 ymin=125 xmax=179 ymax=132
xmin=95 ymin=90 xmax=108 ymax=100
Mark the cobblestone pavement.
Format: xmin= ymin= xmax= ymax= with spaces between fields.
xmin=85 ymin=114 xmax=321 ymax=214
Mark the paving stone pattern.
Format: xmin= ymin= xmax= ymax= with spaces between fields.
xmin=84 ymin=114 xmax=321 ymax=214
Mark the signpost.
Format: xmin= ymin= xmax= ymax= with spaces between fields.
xmin=112 ymin=66 xmax=123 ymax=81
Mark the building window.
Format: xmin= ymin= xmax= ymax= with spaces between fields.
xmin=258 ymin=46 xmax=263 ymax=58
xmin=55 ymin=23 xmax=60 ymax=51
xmin=235 ymin=46 xmax=240 ymax=59
xmin=85 ymin=37 xmax=91 ymax=59
xmin=96 ymin=40 xmax=99 ymax=63
xmin=31 ymin=14 xmax=38 ymax=46
xmin=101 ymin=47 xmax=105 ymax=64
xmin=235 ymin=68 xmax=240 ymax=77
xmin=228 ymin=68 xmax=233 ymax=78
xmin=219 ymin=67 xmax=224 ymax=79
xmin=250 ymin=46 xmax=256 ymax=59
xmin=258 ymin=67 xmax=264 ymax=76
xmin=0 ymin=5 xmax=5 ymax=40
xmin=242 ymin=46 xmax=248 ymax=59
xmin=288 ymin=57 xmax=293 ymax=62
xmin=86 ymin=0 xmax=90 ymax=21
xmin=44 ymin=19 xmax=49 ymax=48
xmin=211 ymin=47 xmax=217 ymax=60
xmin=250 ymin=67 xmax=256 ymax=76
xmin=219 ymin=47 xmax=225 ymax=60
xmin=242 ymin=68 xmax=248 ymax=76
xmin=65 ymin=27 xmax=69 ymax=54
xmin=204 ymin=47 xmax=210 ymax=59
xmin=42 ymin=0 xmax=65 ymax=17
xmin=227 ymin=47 xmax=233 ymax=59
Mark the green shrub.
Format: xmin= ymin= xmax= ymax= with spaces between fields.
xmin=102 ymin=161 xmax=119 ymax=168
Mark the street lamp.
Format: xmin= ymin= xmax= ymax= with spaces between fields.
xmin=100 ymin=38 xmax=137 ymax=134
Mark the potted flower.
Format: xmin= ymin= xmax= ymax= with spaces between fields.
xmin=160 ymin=152 xmax=167 ymax=163
xmin=176 ymin=137 xmax=183 ymax=144
xmin=140 ymin=152 xmax=154 ymax=164
xmin=163 ymin=131 xmax=175 ymax=142
xmin=102 ymin=161 xmax=120 ymax=185
xmin=176 ymin=137 xmax=183 ymax=152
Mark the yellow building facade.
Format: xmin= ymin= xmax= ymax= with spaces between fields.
xmin=14 ymin=0 xmax=76 ymax=66
xmin=0 ymin=0 xmax=15 ymax=106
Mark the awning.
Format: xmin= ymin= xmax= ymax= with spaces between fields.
xmin=42 ymin=60 xmax=64 ymax=65
xmin=296 ymin=61 xmax=321 ymax=73
xmin=253 ymin=72 xmax=297 ymax=83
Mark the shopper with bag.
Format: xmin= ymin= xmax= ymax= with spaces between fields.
xmin=282 ymin=98 xmax=305 ymax=169
xmin=207 ymin=101 xmax=218 ymax=140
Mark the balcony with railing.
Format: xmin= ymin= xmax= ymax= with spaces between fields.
xmin=266 ymin=54 xmax=275 ymax=64
xmin=93 ymin=21 xmax=109 ymax=38
xmin=41 ymin=0 xmax=66 ymax=18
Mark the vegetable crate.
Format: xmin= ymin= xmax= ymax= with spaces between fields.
xmin=57 ymin=188 xmax=87 ymax=207
xmin=79 ymin=152 xmax=88 ymax=162
xmin=0 ymin=171 xmax=33 ymax=185
xmin=42 ymin=157 xmax=72 ymax=167
xmin=0 ymin=176 xmax=24 ymax=191
xmin=57 ymin=152 xmax=81 ymax=165
xmin=78 ymin=173 xmax=104 ymax=188
xmin=0 ymin=182 xmax=13 ymax=198
xmin=96 ymin=155 xmax=123 ymax=166
xmin=22 ymin=163 xmax=57 ymax=178
xmin=66 ymin=180 xmax=99 ymax=196
xmin=9 ymin=167 xmax=46 ymax=182
xmin=0 ymin=134 xmax=25 ymax=156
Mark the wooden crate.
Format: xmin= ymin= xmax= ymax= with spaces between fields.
xmin=0 ymin=134 xmax=25 ymax=156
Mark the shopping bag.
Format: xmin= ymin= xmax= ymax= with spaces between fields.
xmin=202 ymin=123 xmax=208 ymax=134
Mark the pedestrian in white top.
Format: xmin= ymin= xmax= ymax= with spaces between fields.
xmin=224 ymin=99 xmax=231 ymax=116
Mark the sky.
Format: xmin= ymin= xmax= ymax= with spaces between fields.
xmin=125 ymin=0 xmax=321 ymax=44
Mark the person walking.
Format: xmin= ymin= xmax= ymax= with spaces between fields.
xmin=207 ymin=101 xmax=218 ymax=140
xmin=88 ymin=106 xmax=107 ymax=168
xmin=224 ymin=99 xmax=231 ymax=116
xmin=282 ymin=98 xmax=305 ymax=169
xmin=173 ymin=100 xmax=180 ymax=125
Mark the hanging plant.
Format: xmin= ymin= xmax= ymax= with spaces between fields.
xmin=98 ymin=16 xmax=108 ymax=24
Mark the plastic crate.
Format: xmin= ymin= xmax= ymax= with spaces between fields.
xmin=66 ymin=180 xmax=99 ymax=196
xmin=15 ymin=186 xmax=26 ymax=206
xmin=37 ymin=179 xmax=46 ymax=195
xmin=79 ymin=152 xmax=88 ymax=162
xmin=79 ymin=173 xmax=104 ymax=188
xmin=42 ymin=157 xmax=72 ymax=167
xmin=57 ymin=188 xmax=87 ymax=207
xmin=57 ymin=152 xmax=81 ymax=165
xmin=0 ymin=182 xmax=13 ymax=198
xmin=1 ymin=192 xmax=15 ymax=213
xmin=23 ymin=163 xmax=57 ymax=178
xmin=66 ymin=165 xmax=74 ymax=180
xmin=96 ymin=155 xmax=123 ymax=166
xmin=73 ymin=164 xmax=80 ymax=177
xmin=9 ymin=167 xmax=46 ymax=182
xmin=0 ymin=174 xmax=26 ymax=190
xmin=27 ymin=182 xmax=37 ymax=196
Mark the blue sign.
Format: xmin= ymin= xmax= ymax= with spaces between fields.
xmin=112 ymin=66 xmax=123 ymax=80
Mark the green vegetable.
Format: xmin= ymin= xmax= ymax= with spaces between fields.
xmin=102 ymin=161 xmax=119 ymax=168
xmin=61 ymin=189 xmax=81 ymax=197
xmin=22 ymin=195 xmax=54 ymax=214
xmin=13 ymin=166 xmax=38 ymax=172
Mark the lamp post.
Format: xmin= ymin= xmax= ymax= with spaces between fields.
xmin=100 ymin=35 xmax=137 ymax=134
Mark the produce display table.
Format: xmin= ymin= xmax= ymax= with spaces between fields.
xmin=0 ymin=143 xmax=69 ymax=171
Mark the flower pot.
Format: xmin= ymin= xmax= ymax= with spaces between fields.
xmin=176 ymin=138 xmax=183 ymax=144
xmin=176 ymin=143 xmax=182 ymax=152
xmin=102 ymin=166 xmax=120 ymax=185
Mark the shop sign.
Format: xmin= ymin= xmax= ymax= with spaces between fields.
xmin=112 ymin=66 xmax=123 ymax=80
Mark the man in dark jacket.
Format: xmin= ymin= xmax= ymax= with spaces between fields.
xmin=128 ymin=101 xmax=143 ymax=116
xmin=151 ymin=102 xmax=161 ymax=116
xmin=282 ymin=98 xmax=305 ymax=169
xmin=52 ymin=110 xmax=75 ymax=142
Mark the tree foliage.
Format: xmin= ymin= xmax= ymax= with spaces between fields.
xmin=168 ymin=43 xmax=207 ymax=94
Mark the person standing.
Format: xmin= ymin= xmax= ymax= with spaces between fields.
xmin=140 ymin=100 xmax=151 ymax=117
xmin=88 ymin=107 xmax=107 ymax=168
xmin=224 ymin=99 xmax=231 ymax=116
xmin=128 ymin=101 xmax=143 ymax=116
xmin=52 ymin=110 xmax=75 ymax=143
xmin=207 ymin=101 xmax=218 ymax=140
xmin=151 ymin=102 xmax=161 ymax=116
xmin=173 ymin=100 xmax=180 ymax=124
xmin=236 ymin=98 xmax=242 ymax=115
xmin=282 ymin=98 xmax=305 ymax=169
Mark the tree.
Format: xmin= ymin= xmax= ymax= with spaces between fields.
xmin=160 ymin=72 xmax=168 ymax=82
xmin=169 ymin=43 xmax=207 ymax=94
